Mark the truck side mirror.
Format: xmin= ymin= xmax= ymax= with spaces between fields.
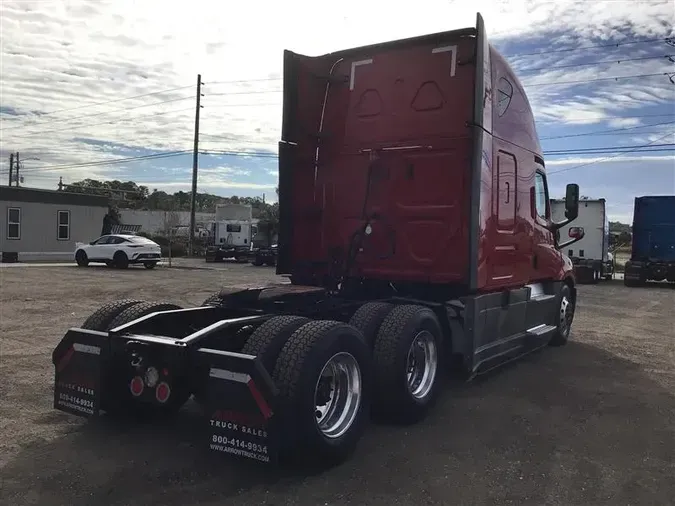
xmin=568 ymin=226 xmax=584 ymax=240
xmin=565 ymin=183 xmax=580 ymax=221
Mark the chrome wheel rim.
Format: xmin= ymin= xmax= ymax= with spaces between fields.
xmin=406 ymin=330 xmax=438 ymax=400
xmin=313 ymin=352 xmax=362 ymax=439
xmin=559 ymin=295 xmax=573 ymax=335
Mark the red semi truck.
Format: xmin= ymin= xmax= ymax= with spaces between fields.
xmin=52 ymin=13 xmax=584 ymax=465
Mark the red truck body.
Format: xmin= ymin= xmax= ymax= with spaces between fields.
xmin=50 ymin=13 xmax=583 ymax=467
xmin=278 ymin=15 xmax=575 ymax=293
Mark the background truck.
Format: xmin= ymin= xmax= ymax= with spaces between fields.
xmin=624 ymin=195 xmax=675 ymax=286
xmin=205 ymin=220 xmax=257 ymax=262
xmin=51 ymin=13 xmax=583 ymax=466
xmin=550 ymin=198 xmax=614 ymax=283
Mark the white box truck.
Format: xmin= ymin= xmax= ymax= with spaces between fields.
xmin=550 ymin=198 xmax=614 ymax=283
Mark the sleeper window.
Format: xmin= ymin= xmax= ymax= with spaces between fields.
xmin=497 ymin=77 xmax=513 ymax=117
xmin=534 ymin=171 xmax=549 ymax=219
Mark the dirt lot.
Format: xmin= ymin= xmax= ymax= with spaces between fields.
xmin=1 ymin=263 xmax=673 ymax=506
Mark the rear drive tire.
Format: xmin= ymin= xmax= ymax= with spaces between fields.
xmin=372 ymin=304 xmax=443 ymax=423
xmin=75 ymin=250 xmax=89 ymax=267
xmin=348 ymin=302 xmax=394 ymax=348
xmin=272 ymin=320 xmax=371 ymax=465
xmin=549 ymin=284 xmax=574 ymax=347
xmin=241 ymin=315 xmax=311 ymax=374
xmin=81 ymin=299 xmax=145 ymax=331
xmin=113 ymin=251 xmax=129 ymax=269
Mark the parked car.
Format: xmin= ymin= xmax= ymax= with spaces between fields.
xmin=251 ymin=243 xmax=277 ymax=266
xmin=75 ymin=234 xmax=162 ymax=269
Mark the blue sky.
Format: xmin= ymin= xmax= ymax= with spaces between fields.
xmin=0 ymin=0 xmax=673 ymax=223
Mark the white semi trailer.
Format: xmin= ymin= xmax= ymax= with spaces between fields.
xmin=551 ymin=198 xmax=614 ymax=283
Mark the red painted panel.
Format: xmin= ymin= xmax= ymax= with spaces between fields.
xmin=285 ymin=36 xmax=476 ymax=284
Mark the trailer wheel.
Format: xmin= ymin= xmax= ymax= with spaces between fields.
xmin=549 ymin=284 xmax=574 ymax=347
xmin=272 ymin=320 xmax=371 ymax=464
xmin=108 ymin=301 xmax=183 ymax=331
xmin=81 ymin=299 xmax=145 ymax=331
xmin=240 ymin=315 xmax=311 ymax=373
xmin=348 ymin=302 xmax=394 ymax=348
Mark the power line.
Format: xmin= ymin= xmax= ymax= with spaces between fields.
xmin=3 ymin=106 xmax=194 ymax=139
xmin=525 ymin=72 xmax=674 ymax=87
xmin=206 ymin=90 xmax=282 ymax=97
xmin=545 ymin=142 xmax=675 ymax=154
xmin=519 ymin=54 xmax=675 ymax=74
xmin=546 ymin=148 xmax=675 ymax=156
xmin=506 ymin=37 xmax=672 ymax=58
xmin=537 ymin=112 xmax=674 ymax=122
xmin=207 ymin=78 xmax=281 ymax=85
xmin=0 ymin=96 xmax=194 ymax=132
xmin=9 ymin=151 xmax=192 ymax=174
xmin=2 ymin=84 xmax=194 ymax=123
xmin=547 ymin=132 xmax=675 ymax=176
xmin=541 ymin=120 xmax=675 ymax=140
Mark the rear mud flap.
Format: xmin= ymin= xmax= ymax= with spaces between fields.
xmin=52 ymin=329 xmax=109 ymax=418
xmin=198 ymin=348 xmax=279 ymax=464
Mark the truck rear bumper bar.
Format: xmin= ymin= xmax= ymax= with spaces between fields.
xmin=52 ymin=316 xmax=281 ymax=463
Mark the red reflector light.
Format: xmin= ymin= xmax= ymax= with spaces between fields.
xmin=156 ymin=382 xmax=171 ymax=403
xmin=130 ymin=376 xmax=144 ymax=397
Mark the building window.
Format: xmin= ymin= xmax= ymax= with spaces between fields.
xmin=568 ymin=249 xmax=574 ymax=257
xmin=496 ymin=77 xmax=513 ymax=117
xmin=7 ymin=207 xmax=20 ymax=240
xmin=57 ymin=210 xmax=70 ymax=240
xmin=534 ymin=171 xmax=549 ymax=219
xmin=226 ymin=224 xmax=242 ymax=233
xmin=579 ymin=250 xmax=585 ymax=258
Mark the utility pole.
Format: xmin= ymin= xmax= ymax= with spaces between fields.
xmin=8 ymin=153 xmax=13 ymax=186
xmin=188 ymin=74 xmax=203 ymax=257
xmin=15 ymin=152 xmax=20 ymax=187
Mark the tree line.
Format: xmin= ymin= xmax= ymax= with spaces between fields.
xmin=64 ymin=178 xmax=279 ymax=238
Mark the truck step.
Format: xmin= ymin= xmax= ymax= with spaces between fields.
xmin=526 ymin=324 xmax=556 ymax=336
xmin=530 ymin=294 xmax=555 ymax=302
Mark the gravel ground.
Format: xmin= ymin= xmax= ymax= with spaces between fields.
xmin=1 ymin=263 xmax=673 ymax=506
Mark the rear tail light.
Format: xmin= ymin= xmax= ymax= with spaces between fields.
xmin=155 ymin=382 xmax=171 ymax=403
xmin=130 ymin=376 xmax=144 ymax=397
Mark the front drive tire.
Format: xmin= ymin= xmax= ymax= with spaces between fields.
xmin=241 ymin=315 xmax=310 ymax=374
xmin=144 ymin=261 xmax=158 ymax=269
xmin=372 ymin=304 xmax=443 ymax=424
xmin=272 ymin=320 xmax=372 ymax=465
xmin=549 ymin=283 xmax=574 ymax=347
xmin=348 ymin=302 xmax=394 ymax=348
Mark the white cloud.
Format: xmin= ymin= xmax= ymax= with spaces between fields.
xmin=0 ymin=0 xmax=673 ymax=195
xmin=607 ymin=117 xmax=643 ymax=128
